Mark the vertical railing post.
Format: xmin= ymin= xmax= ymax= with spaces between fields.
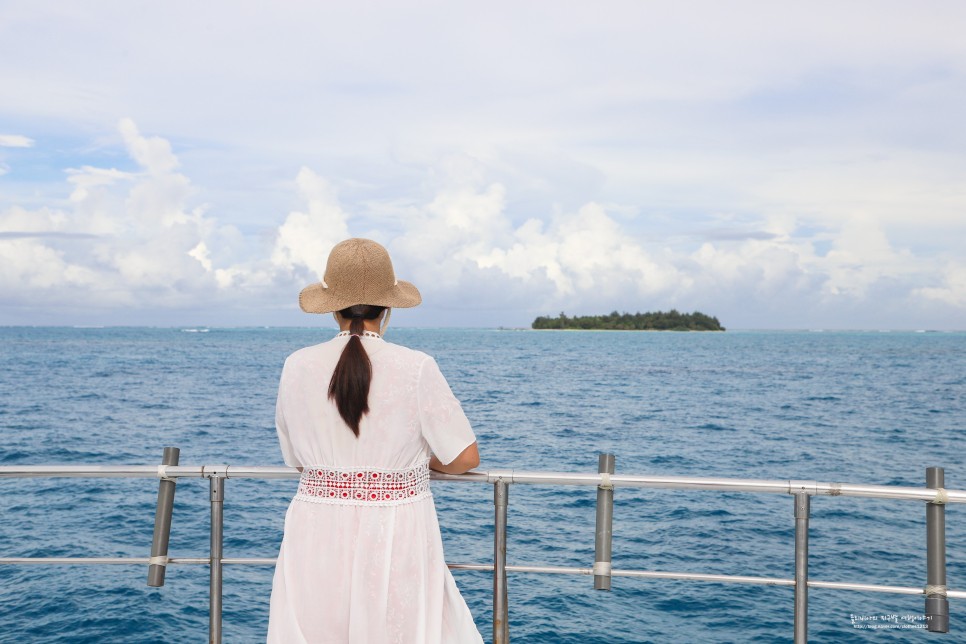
xmin=793 ymin=493 xmax=809 ymax=644
xmin=147 ymin=446 xmax=179 ymax=587
xmin=493 ymin=479 xmax=509 ymax=644
xmin=594 ymin=453 xmax=615 ymax=590
xmin=209 ymin=475 xmax=225 ymax=644
xmin=926 ymin=466 xmax=949 ymax=633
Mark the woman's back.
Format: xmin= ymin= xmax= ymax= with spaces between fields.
xmin=276 ymin=334 xmax=474 ymax=471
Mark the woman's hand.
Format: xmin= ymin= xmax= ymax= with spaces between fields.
xmin=429 ymin=442 xmax=480 ymax=474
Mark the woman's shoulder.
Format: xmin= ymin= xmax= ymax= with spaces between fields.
xmin=379 ymin=340 xmax=433 ymax=365
xmin=283 ymin=340 xmax=342 ymax=368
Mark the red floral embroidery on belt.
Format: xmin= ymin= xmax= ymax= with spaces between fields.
xmin=294 ymin=462 xmax=431 ymax=506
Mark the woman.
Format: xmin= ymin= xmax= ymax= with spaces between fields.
xmin=267 ymin=238 xmax=483 ymax=644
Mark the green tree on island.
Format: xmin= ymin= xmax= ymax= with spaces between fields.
xmin=532 ymin=310 xmax=725 ymax=331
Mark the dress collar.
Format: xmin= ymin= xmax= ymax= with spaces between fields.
xmin=335 ymin=330 xmax=382 ymax=340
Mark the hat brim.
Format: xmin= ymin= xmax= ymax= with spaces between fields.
xmin=299 ymin=280 xmax=421 ymax=314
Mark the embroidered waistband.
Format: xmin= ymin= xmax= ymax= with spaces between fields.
xmin=295 ymin=461 xmax=431 ymax=506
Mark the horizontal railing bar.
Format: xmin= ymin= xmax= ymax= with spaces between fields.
xmin=3 ymin=465 xmax=964 ymax=504
xmin=0 ymin=557 xmax=154 ymax=565
xmin=808 ymin=580 xmax=966 ymax=599
xmin=0 ymin=557 xmax=214 ymax=565
xmin=449 ymin=563 xmax=794 ymax=586
xmin=0 ymin=465 xmax=211 ymax=479
xmin=475 ymin=471 xmax=966 ymax=503
xmin=451 ymin=569 xmax=965 ymax=600
xmin=0 ymin=557 xmax=279 ymax=565
xmin=432 ymin=564 xmax=966 ymax=599
xmin=5 ymin=556 xmax=963 ymax=600
xmin=614 ymin=569 xmax=794 ymax=586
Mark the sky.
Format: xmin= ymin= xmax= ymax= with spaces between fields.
xmin=1 ymin=1 xmax=965 ymax=329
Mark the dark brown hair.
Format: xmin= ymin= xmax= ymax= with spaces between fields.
xmin=328 ymin=305 xmax=386 ymax=436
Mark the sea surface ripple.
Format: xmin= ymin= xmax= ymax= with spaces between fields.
xmin=1 ymin=327 xmax=964 ymax=642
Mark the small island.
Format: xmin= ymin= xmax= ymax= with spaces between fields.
xmin=532 ymin=310 xmax=725 ymax=331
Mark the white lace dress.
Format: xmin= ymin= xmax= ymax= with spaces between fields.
xmin=267 ymin=334 xmax=483 ymax=644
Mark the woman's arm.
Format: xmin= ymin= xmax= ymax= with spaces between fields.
xmin=430 ymin=441 xmax=480 ymax=474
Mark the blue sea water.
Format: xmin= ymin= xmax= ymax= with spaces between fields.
xmin=1 ymin=327 xmax=964 ymax=643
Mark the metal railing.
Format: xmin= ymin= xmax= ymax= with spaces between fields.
xmin=2 ymin=451 xmax=963 ymax=644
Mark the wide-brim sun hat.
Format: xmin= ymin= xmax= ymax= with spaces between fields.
xmin=299 ymin=238 xmax=421 ymax=314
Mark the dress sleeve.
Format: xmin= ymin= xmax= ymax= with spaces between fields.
xmin=275 ymin=360 xmax=301 ymax=468
xmin=417 ymin=355 xmax=476 ymax=465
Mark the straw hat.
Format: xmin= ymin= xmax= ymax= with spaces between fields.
xmin=299 ymin=238 xmax=421 ymax=314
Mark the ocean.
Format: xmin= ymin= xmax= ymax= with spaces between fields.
xmin=1 ymin=327 xmax=964 ymax=643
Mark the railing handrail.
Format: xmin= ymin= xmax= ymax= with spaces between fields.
xmin=1 ymin=463 xmax=963 ymax=504
xmin=1 ymin=459 xmax=959 ymax=642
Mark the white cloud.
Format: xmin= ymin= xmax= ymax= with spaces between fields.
xmin=392 ymin=157 xmax=512 ymax=292
xmin=813 ymin=214 xmax=925 ymax=300
xmin=0 ymin=134 xmax=34 ymax=177
xmin=2 ymin=0 xmax=966 ymax=328
xmin=0 ymin=134 xmax=34 ymax=147
xmin=916 ymin=263 xmax=966 ymax=308
xmin=690 ymin=239 xmax=809 ymax=300
xmin=475 ymin=203 xmax=682 ymax=301
xmin=0 ymin=120 xmax=231 ymax=310
xmin=0 ymin=204 xmax=69 ymax=234
xmin=270 ymin=167 xmax=351 ymax=280
xmin=0 ymin=237 xmax=97 ymax=291
xmin=2 ymin=118 xmax=961 ymax=328
xmin=188 ymin=241 xmax=213 ymax=272
xmin=119 ymin=118 xmax=179 ymax=175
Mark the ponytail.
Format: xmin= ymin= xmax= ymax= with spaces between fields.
xmin=328 ymin=305 xmax=385 ymax=436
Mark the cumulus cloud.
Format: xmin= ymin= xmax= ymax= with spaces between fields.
xmin=916 ymin=263 xmax=966 ymax=308
xmin=0 ymin=120 xmax=227 ymax=310
xmin=0 ymin=134 xmax=34 ymax=176
xmin=690 ymin=238 xmax=809 ymax=300
xmin=394 ymin=177 xmax=511 ymax=291
xmin=270 ymin=168 xmax=351 ymax=279
xmin=385 ymin=164 xmax=954 ymax=327
xmin=0 ymin=134 xmax=34 ymax=147
xmin=388 ymin=154 xmax=678 ymax=312
xmin=1 ymin=120 xmax=360 ymax=317
xmin=819 ymin=214 xmax=917 ymax=298
xmin=475 ymin=203 xmax=683 ymax=301
xmin=0 ymin=236 xmax=98 ymax=293
xmin=0 ymin=119 xmax=963 ymax=328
